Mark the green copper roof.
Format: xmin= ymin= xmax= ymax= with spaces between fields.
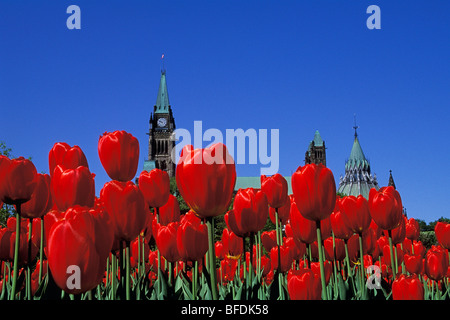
xmin=313 ymin=130 xmax=324 ymax=147
xmin=345 ymin=136 xmax=370 ymax=170
xmin=155 ymin=70 xmax=170 ymax=114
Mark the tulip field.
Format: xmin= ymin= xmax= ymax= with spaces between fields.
xmin=0 ymin=130 xmax=449 ymax=302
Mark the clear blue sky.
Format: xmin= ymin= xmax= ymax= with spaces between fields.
xmin=1 ymin=1 xmax=449 ymax=223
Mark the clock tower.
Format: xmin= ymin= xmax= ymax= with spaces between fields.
xmin=145 ymin=69 xmax=176 ymax=177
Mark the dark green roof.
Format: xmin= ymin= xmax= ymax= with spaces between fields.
xmin=155 ymin=70 xmax=170 ymax=114
xmin=345 ymin=136 xmax=370 ymax=170
xmin=313 ymin=130 xmax=324 ymax=147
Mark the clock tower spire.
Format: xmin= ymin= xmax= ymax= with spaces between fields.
xmin=144 ymin=68 xmax=176 ymax=177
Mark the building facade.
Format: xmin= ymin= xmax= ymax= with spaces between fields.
xmin=305 ymin=130 xmax=326 ymax=166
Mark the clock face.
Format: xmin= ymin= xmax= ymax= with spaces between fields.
xmin=157 ymin=117 xmax=167 ymax=127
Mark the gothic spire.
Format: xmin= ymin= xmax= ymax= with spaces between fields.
xmin=155 ymin=69 xmax=170 ymax=114
xmin=388 ymin=170 xmax=396 ymax=189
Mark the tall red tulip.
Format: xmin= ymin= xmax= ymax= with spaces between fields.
xmin=392 ymin=274 xmax=424 ymax=300
xmin=260 ymin=173 xmax=288 ymax=209
xmin=138 ymin=169 xmax=170 ymax=209
xmin=405 ymin=218 xmax=420 ymax=241
xmin=424 ymin=245 xmax=449 ymax=281
xmin=287 ymin=269 xmax=322 ymax=300
xmin=340 ymin=195 xmax=371 ymax=235
xmin=404 ymin=254 xmax=423 ymax=274
xmin=222 ymin=228 xmax=243 ymax=258
xmin=175 ymin=143 xmax=236 ymax=219
xmin=261 ymin=230 xmax=278 ymax=253
xmin=51 ymin=165 xmax=95 ymax=211
xmin=98 ymin=130 xmax=140 ymax=182
xmin=435 ymin=222 xmax=450 ymax=250
xmin=1 ymin=157 xmax=37 ymax=205
xmin=47 ymin=205 xmax=114 ymax=294
xmin=270 ymin=244 xmax=293 ymax=273
xmin=368 ymin=186 xmax=403 ymax=231
xmin=48 ymin=142 xmax=88 ymax=176
xmin=269 ymin=199 xmax=290 ymax=225
xmin=158 ymin=194 xmax=181 ymax=226
xmin=330 ymin=210 xmax=353 ymax=241
xmin=225 ymin=188 xmax=268 ymax=237
xmin=291 ymin=163 xmax=336 ymax=222
xmin=383 ymin=215 xmax=406 ymax=245
xmin=176 ymin=211 xmax=208 ymax=262
xmin=100 ymin=180 xmax=147 ymax=242
xmin=155 ymin=221 xmax=180 ymax=263
xmin=289 ymin=199 xmax=316 ymax=244
xmin=21 ymin=173 xmax=52 ymax=219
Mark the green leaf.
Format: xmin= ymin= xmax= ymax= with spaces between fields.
xmin=33 ymin=274 xmax=48 ymax=300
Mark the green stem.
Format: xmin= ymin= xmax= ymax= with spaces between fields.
xmin=193 ymin=260 xmax=198 ymax=300
xmin=316 ymin=220 xmax=328 ymax=300
xmin=387 ymin=230 xmax=396 ymax=279
xmin=206 ymin=217 xmax=218 ymax=300
xmin=125 ymin=241 xmax=131 ymax=300
xmin=26 ymin=218 xmax=32 ymax=300
xmin=275 ymin=210 xmax=282 ymax=273
xmin=110 ymin=253 xmax=116 ymax=300
xmin=358 ymin=233 xmax=366 ymax=300
xmin=38 ymin=216 xmax=44 ymax=286
xmin=10 ymin=206 xmax=21 ymax=300
xmin=249 ymin=233 xmax=254 ymax=291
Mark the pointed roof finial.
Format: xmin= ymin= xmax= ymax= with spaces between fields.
xmin=353 ymin=113 xmax=359 ymax=139
xmin=161 ymin=53 xmax=166 ymax=73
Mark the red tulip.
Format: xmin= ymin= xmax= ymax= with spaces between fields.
xmin=324 ymin=237 xmax=346 ymax=261
xmin=287 ymin=269 xmax=322 ymax=300
xmin=221 ymin=228 xmax=243 ymax=258
xmin=340 ymin=195 xmax=371 ymax=235
xmin=47 ymin=205 xmax=114 ymax=294
xmin=225 ymin=188 xmax=268 ymax=237
xmin=260 ymin=173 xmax=288 ymax=209
xmin=175 ymin=143 xmax=236 ymax=219
xmin=261 ymin=230 xmax=278 ymax=253
xmin=138 ymin=169 xmax=170 ymax=208
xmin=269 ymin=200 xmax=290 ymax=226
xmin=392 ymin=274 xmax=424 ymax=300
xmin=100 ymin=180 xmax=147 ymax=242
xmin=270 ymin=244 xmax=293 ymax=273
xmin=382 ymin=244 xmax=404 ymax=267
xmin=155 ymin=222 xmax=180 ymax=263
xmin=48 ymin=142 xmax=88 ymax=176
xmin=435 ymin=222 xmax=450 ymax=250
xmin=20 ymin=173 xmax=52 ymax=219
xmin=1 ymin=157 xmax=37 ymax=205
xmin=215 ymin=242 xmax=225 ymax=260
xmin=424 ymin=245 xmax=449 ymax=281
xmin=330 ymin=210 xmax=353 ymax=241
xmin=98 ymin=130 xmax=140 ymax=182
xmin=291 ymin=163 xmax=336 ymax=222
xmin=285 ymin=236 xmax=306 ymax=261
xmin=404 ymin=254 xmax=423 ymax=274
xmin=383 ymin=215 xmax=406 ymax=245
xmin=289 ymin=200 xmax=316 ymax=244
xmin=311 ymin=261 xmax=332 ymax=285
xmin=158 ymin=194 xmax=181 ymax=225
xmin=368 ymin=186 xmax=403 ymax=231
xmin=177 ymin=211 xmax=208 ymax=262
xmin=220 ymin=258 xmax=238 ymax=284
xmin=50 ymin=165 xmax=95 ymax=211
xmin=405 ymin=218 xmax=420 ymax=241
